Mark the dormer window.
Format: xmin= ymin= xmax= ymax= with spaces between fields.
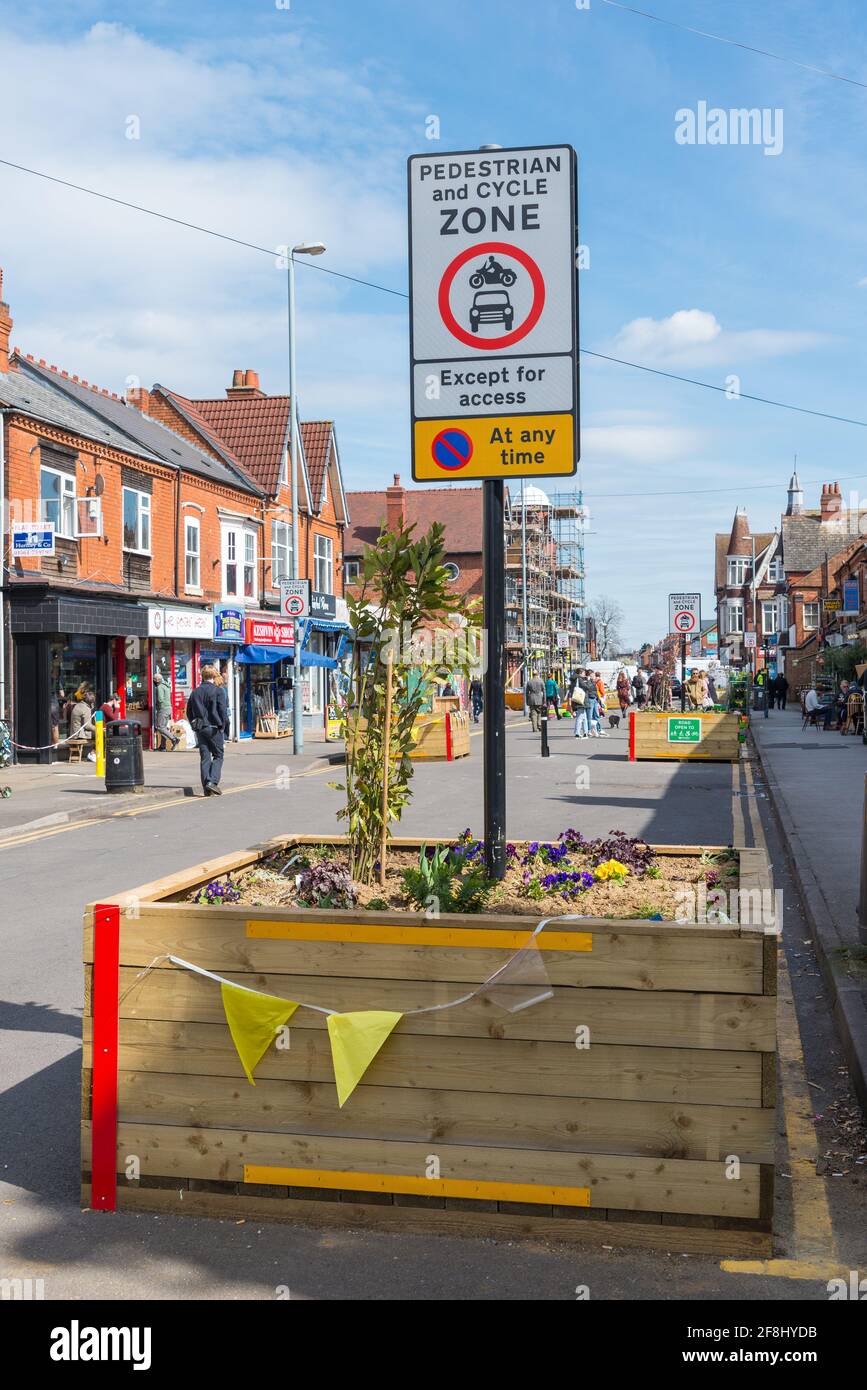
xmin=727 ymin=556 xmax=751 ymax=586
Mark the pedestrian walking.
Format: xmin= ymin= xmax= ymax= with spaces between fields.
xmin=632 ymin=670 xmax=647 ymax=708
xmin=570 ymin=671 xmax=588 ymax=738
xmin=545 ymin=673 xmax=562 ymax=720
xmin=186 ymin=664 xmax=230 ymax=796
xmin=616 ymin=669 xmax=631 ymax=719
xmin=152 ymin=670 xmax=179 ymax=750
xmin=773 ymin=672 xmax=789 ymax=710
xmin=525 ymin=671 xmax=546 ymax=733
xmin=592 ymin=671 xmax=608 ymax=736
xmin=470 ymin=676 xmax=484 ymax=723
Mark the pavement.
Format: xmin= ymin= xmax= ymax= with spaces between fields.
xmin=1 ymin=711 xmax=865 ymax=1300
xmin=0 ymin=733 xmax=335 ymax=840
xmin=751 ymin=707 xmax=867 ymax=1113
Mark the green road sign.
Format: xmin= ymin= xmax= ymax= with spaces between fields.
xmin=668 ymin=717 xmax=702 ymax=744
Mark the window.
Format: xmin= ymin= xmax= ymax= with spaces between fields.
xmin=184 ymin=518 xmax=200 ymax=589
xmin=40 ymin=467 xmax=75 ymax=538
xmin=767 ymin=557 xmax=784 ymax=582
xmin=123 ymin=487 xmax=151 ymax=553
xmin=803 ymin=602 xmax=820 ymax=631
xmin=727 ymin=556 xmax=751 ymax=586
xmin=279 ymin=449 xmax=288 ymax=486
xmin=222 ymin=522 xmax=257 ymax=602
xmin=725 ymin=599 xmax=744 ymax=633
xmin=343 ymin=559 xmax=361 ymax=584
xmin=271 ymin=521 xmax=293 ymax=586
xmin=244 ymin=532 xmax=255 ymax=597
xmin=314 ymin=534 xmax=333 ymax=593
xmin=762 ymin=600 xmax=780 ymax=635
xmin=226 ymin=531 xmax=237 ymax=596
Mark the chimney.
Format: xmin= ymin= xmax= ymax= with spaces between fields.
xmin=226 ymin=367 xmax=265 ymax=398
xmin=820 ymin=481 xmax=842 ymax=521
xmin=126 ymin=385 xmax=151 ymax=414
xmin=386 ymin=473 xmax=406 ymax=530
xmin=0 ymin=268 xmax=14 ymax=374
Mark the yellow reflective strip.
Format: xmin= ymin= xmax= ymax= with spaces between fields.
xmin=244 ymin=1165 xmax=591 ymax=1207
xmin=245 ymin=921 xmax=592 ymax=951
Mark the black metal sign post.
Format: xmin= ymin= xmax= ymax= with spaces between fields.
xmin=483 ymin=479 xmax=507 ymax=880
xmin=681 ymin=635 xmax=687 ymax=712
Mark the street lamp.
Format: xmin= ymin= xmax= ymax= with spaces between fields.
xmin=743 ymin=533 xmax=764 ymax=715
xmin=287 ymin=241 xmax=326 ymax=755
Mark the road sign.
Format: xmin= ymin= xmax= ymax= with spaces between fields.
xmin=669 ymin=592 xmax=700 ymax=635
xmin=668 ymin=717 xmax=702 ymax=744
xmin=280 ymin=579 xmax=310 ymax=621
xmin=12 ymin=522 xmax=54 ymax=557
xmin=408 ymin=144 xmax=579 ymax=481
xmin=743 ymin=631 xmax=757 ymax=649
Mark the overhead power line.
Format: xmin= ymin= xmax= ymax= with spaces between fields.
xmin=600 ymin=0 xmax=867 ymax=89
xmin=1 ymin=154 xmax=865 ymax=427
xmin=586 ymin=471 xmax=867 ymax=500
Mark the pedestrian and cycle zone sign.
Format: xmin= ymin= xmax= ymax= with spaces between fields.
xmin=669 ymin=592 xmax=701 ymax=635
xmin=408 ymin=145 xmax=579 ymax=481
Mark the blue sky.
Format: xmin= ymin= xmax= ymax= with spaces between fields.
xmin=2 ymin=0 xmax=867 ymax=644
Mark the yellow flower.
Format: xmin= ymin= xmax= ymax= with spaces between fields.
xmin=595 ymin=858 xmax=630 ymax=882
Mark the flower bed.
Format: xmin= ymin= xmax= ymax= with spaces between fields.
xmin=82 ymin=834 xmax=775 ymax=1257
xmin=184 ymin=830 xmax=740 ymax=924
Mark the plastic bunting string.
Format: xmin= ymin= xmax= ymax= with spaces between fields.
xmin=121 ymin=915 xmax=580 ymax=1106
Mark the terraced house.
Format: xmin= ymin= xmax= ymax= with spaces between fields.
xmin=0 ymin=269 xmax=350 ymax=758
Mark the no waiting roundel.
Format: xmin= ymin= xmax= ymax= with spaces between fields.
xmin=438 ymin=241 xmax=545 ymax=351
xmin=673 ymin=610 xmax=696 ymax=634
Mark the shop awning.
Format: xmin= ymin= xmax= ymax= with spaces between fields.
xmin=236 ymin=644 xmax=293 ymax=665
xmin=308 ymin=617 xmax=351 ymax=633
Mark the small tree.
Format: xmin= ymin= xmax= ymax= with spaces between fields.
xmin=337 ymin=521 xmax=481 ymax=884
xmin=590 ymin=594 xmax=624 ymax=658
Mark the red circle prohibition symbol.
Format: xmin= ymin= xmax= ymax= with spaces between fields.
xmin=438 ymin=241 xmax=546 ymax=350
xmin=674 ymin=612 xmax=696 ymax=632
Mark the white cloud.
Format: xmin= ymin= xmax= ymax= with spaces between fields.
xmin=582 ymin=423 xmax=703 ymax=466
xmin=607 ymin=308 xmax=825 ymax=368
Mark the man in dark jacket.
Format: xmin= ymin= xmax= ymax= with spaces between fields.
xmin=525 ymin=672 xmax=546 ymax=732
xmin=773 ymin=672 xmax=789 ymax=710
xmin=186 ymin=664 xmax=230 ymax=796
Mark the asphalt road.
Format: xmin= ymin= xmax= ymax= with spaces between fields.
xmin=1 ymin=717 xmax=864 ymax=1300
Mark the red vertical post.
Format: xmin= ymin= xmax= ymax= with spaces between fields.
xmin=445 ymin=712 xmax=453 ymax=762
xmin=629 ymin=710 xmax=636 ymax=762
xmin=115 ymin=637 xmax=126 ymax=719
xmin=91 ymin=902 xmax=120 ymax=1212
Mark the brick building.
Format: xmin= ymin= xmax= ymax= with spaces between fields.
xmin=0 ymin=268 xmax=351 ymax=756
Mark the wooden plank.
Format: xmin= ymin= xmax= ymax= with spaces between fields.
xmin=85 ymin=918 xmax=765 ymax=994
xmin=84 ymin=1018 xmax=764 ymax=1106
xmin=80 ymin=1182 xmax=773 ymax=1257
xmin=116 ymin=967 xmax=776 ymax=1052
xmin=114 ymin=1070 xmax=776 ymax=1162
xmin=91 ymin=1122 xmax=762 ymax=1218
xmin=243 ymin=1166 xmax=591 ymax=1208
xmin=247 ymin=921 xmax=594 ymax=952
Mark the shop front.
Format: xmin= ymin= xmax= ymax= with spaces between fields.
xmin=146 ymin=606 xmax=215 ymax=748
xmin=200 ymin=606 xmax=245 ymax=740
xmin=9 ymin=589 xmax=150 ymax=763
xmin=308 ymin=593 xmax=352 ymax=736
xmin=237 ymin=614 xmax=295 ymax=738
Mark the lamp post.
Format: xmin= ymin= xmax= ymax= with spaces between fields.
xmin=287 ymin=241 xmax=326 ymax=756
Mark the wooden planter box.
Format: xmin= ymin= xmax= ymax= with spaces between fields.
xmin=347 ymin=712 xmax=470 ymax=761
xmin=629 ymin=711 xmax=741 ymax=763
xmin=81 ymin=838 xmax=776 ymax=1256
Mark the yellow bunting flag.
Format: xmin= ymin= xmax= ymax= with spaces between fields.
xmin=221 ymin=982 xmax=299 ymax=1086
xmin=326 ymin=1010 xmax=403 ymax=1108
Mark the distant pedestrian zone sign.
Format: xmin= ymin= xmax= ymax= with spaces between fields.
xmin=668 ymin=717 xmax=702 ymax=744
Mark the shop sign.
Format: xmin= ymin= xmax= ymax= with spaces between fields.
xmin=842 ymin=579 xmax=859 ymax=615
xmin=245 ymin=616 xmax=295 ymax=646
xmin=311 ymin=591 xmax=337 ymax=620
xmin=214 ymin=606 xmax=245 ymax=643
xmin=148 ymin=607 xmax=215 ymax=640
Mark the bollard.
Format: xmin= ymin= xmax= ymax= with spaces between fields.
xmin=860 ymin=774 xmax=867 ymax=948
xmin=94 ymin=710 xmax=105 ymax=779
xmin=541 ymin=711 xmax=550 ymax=758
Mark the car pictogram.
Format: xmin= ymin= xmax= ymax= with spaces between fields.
xmin=469 ymin=289 xmax=514 ymax=333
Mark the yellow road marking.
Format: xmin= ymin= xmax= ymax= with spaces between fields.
xmin=245 ymin=1165 xmax=591 ymax=1207
xmin=722 ymin=748 xmax=838 ymax=1279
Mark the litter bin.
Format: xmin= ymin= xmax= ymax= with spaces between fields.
xmin=105 ymin=720 xmax=145 ymax=794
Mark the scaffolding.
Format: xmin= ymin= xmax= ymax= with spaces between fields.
xmin=504 ymin=483 xmax=588 ymax=687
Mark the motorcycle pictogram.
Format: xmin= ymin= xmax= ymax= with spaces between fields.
xmin=468 ymin=255 xmax=517 ymax=289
